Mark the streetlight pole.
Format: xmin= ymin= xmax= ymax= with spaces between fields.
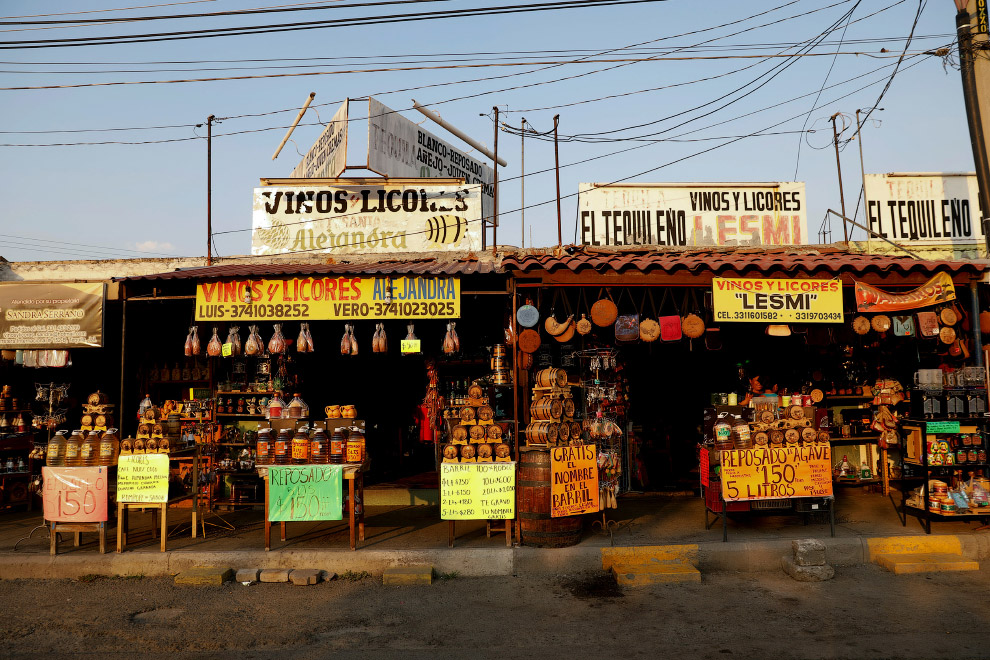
xmin=955 ymin=1 xmax=990 ymax=252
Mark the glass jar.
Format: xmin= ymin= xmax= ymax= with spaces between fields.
xmin=98 ymin=428 xmax=119 ymax=466
xmin=273 ymin=429 xmax=291 ymax=465
xmin=330 ymin=430 xmax=345 ymax=464
xmin=291 ymin=428 xmax=311 ymax=464
xmin=346 ymin=429 xmax=365 ymax=463
xmin=310 ymin=427 xmax=328 ymax=464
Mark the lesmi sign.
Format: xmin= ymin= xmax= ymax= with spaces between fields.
xmin=577 ymin=182 xmax=808 ymax=247
xmin=863 ymin=173 xmax=985 ymax=246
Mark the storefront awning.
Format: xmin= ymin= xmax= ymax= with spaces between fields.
xmin=501 ymin=246 xmax=986 ymax=282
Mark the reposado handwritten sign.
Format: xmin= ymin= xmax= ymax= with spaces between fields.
xmin=42 ymin=466 xmax=109 ymax=522
xmin=551 ymin=445 xmax=599 ymax=517
xmin=440 ymin=462 xmax=515 ymax=520
xmin=268 ymin=465 xmax=342 ymax=522
xmin=117 ymin=454 xmax=170 ymax=503
xmin=719 ymin=445 xmax=833 ymax=501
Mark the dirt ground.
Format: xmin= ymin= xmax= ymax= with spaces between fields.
xmin=1 ymin=565 xmax=988 ymax=660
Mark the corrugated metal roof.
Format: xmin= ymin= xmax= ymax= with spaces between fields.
xmin=501 ymin=246 xmax=987 ymax=278
xmin=118 ymin=255 xmax=499 ymax=281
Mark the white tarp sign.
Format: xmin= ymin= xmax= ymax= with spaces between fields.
xmin=863 ymin=173 xmax=984 ymax=246
xmin=290 ymin=100 xmax=348 ymax=179
xmin=251 ymin=181 xmax=483 ymax=255
xmin=577 ymin=182 xmax=808 ymax=247
xmin=367 ymin=97 xmax=494 ymax=223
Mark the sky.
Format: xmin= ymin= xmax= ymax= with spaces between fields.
xmin=0 ymin=0 xmax=975 ymax=262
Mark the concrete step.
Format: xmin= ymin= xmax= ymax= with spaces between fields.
xmin=610 ymin=561 xmax=701 ymax=586
xmin=601 ymin=544 xmax=699 ymax=571
xmin=383 ymin=565 xmax=433 ymax=586
xmin=874 ymin=552 xmax=980 ymax=575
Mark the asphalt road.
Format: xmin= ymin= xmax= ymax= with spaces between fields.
xmin=1 ymin=564 xmax=987 ymax=660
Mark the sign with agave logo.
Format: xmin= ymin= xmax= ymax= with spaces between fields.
xmin=251 ymin=181 xmax=483 ymax=255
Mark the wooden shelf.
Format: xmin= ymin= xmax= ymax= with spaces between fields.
xmin=215 ymin=413 xmax=267 ymax=419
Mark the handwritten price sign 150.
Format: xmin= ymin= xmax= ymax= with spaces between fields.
xmin=42 ymin=466 xmax=109 ymax=523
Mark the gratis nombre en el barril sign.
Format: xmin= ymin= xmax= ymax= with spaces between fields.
xmin=195 ymin=276 xmax=460 ymax=321
xmin=711 ymin=277 xmax=843 ymax=323
xmin=440 ymin=462 xmax=515 ymax=520
xmin=719 ymin=445 xmax=833 ymax=501
xmin=267 ymin=465 xmax=342 ymax=522
xmin=551 ymin=445 xmax=599 ymax=517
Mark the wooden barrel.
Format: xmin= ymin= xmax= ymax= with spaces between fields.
xmin=562 ymin=398 xmax=576 ymax=418
xmin=570 ymin=421 xmax=583 ymax=441
xmin=557 ymin=420 xmax=571 ymax=443
xmin=486 ymin=424 xmax=503 ymax=441
xmin=518 ymin=448 xmax=584 ymax=547
xmin=525 ymin=422 xmax=558 ymax=445
xmin=534 ymin=367 xmax=567 ymax=388
xmin=530 ymin=398 xmax=563 ymax=421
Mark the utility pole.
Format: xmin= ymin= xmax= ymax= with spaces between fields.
xmin=955 ymin=1 xmax=990 ymax=252
xmin=492 ymin=106 xmax=499 ymax=256
xmin=553 ymin=115 xmax=562 ymax=250
xmin=206 ymin=114 xmax=215 ymax=267
xmin=520 ymin=117 xmax=526 ymax=249
xmin=830 ymin=113 xmax=849 ymax=243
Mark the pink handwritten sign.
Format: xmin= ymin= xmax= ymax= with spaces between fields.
xmin=42 ymin=466 xmax=109 ymax=523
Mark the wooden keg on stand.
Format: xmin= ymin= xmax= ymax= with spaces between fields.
xmin=534 ymin=368 xmax=567 ymax=389
xmin=518 ymin=447 xmax=583 ymax=547
xmin=530 ymin=398 xmax=563 ymax=421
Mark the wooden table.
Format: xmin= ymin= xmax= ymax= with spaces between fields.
xmin=116 ymin=493 xmax=200 ymax=553
xmin=50 ymin=521 xmax=106 ymax=555
xmin=261 ymin=463 xmax=365 ymax=551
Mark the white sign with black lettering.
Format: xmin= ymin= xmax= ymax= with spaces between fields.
xmin=863 ymin=173 xmax=984 ymax=246
xmin=290 ymin=101 xmax=348 ymax=180
xmin=367 ymin=97 xmax=494 ymax=223
xmin=578 ymin=182 xmax=808 ymax=247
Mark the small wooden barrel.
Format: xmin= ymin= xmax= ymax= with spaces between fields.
xmin=518 ymin=448 xmax=584 ymax=547
xmin=452 ymin=425 xmax=468 ymax=443
xmin=786 ymin=405 xmax=805 ymax=420
xmin=784 ymin=428 xmax=800 ymax=444
xmin=562 ymin=398 xmax=576 ymax=418
xmin=493 ymin=345 xmax=506 ymax=357
xmin=570 ymin=421 xmax=583 ymax=440
xmin=486 ymin=424 xmax=503 ymax=441
xmin=530 ymin=398 xmax=563 ymax=421
xmin=460 ymin=444 xmax=476 ymax=459
xmin=525 ymin=422 xmax=558 ymax=445
xmin=534 ymin=367 xmax=567 ymax=388
xmin=800 ymin=426 xmax=818 ymax=442
xmin=468 ymin=384 xmax=484 ymax=400
xmin=477 ymin=405 xmax=494 ymax=422
xmin=817 ymin=430 xmax=831 ymax=443
xmin=459 ymin=407 xmax=476 ymax=423
xmin=769 ymin=430 xmax=785 ymax=446
xmin=557 ymin=420 xmax=571 ymax=442
xmin=469 ymin=425 xmax=487 ymax=441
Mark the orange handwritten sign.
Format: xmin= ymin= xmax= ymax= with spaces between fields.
xmin=551 ymin=445 xmax=599 ymax=517
xmin=42 ymin=466 xmax=109 ymax=522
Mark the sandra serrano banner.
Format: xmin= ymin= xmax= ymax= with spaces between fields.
xmin=578 ymin=182 xmax=808 ymax=247
xmin=251 ymin=181 xmax=482 ymax=255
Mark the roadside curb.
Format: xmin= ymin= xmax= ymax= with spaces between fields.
xmin=1 ymin=533 xmax=986 ymax=580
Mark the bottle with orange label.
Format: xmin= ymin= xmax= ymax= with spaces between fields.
xmin=255 ymin=428 xmax=273 ymax=466
xmin=291 ymin=427 xmax=311 ymax=464
xmin=64 ymin=430 xmax=84 ymax=467
xmin=273 ymin=428 xmax=291 ymax=465
xmin=310 ymin=427 xmax=328 ymax=464
xmin=346 ymin=428 xmax=365 ymax=463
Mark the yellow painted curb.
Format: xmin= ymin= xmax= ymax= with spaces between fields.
xmin=875 ymin=552 xmax=979 ymax=574
xmin=611 ymin=562 xmax=701 ymax=586
xmin=383 ymin=565 xmax=432 ymax=586
xmin=601 ymin=545 xmax=699 ymax=571
xmin=867 ymin=536 xmax=963 ymax=562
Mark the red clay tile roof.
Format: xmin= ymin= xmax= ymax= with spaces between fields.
xmin=500 ymin=246 xmax=986 ymax=278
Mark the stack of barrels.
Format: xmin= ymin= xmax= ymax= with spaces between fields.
xmin=525 ymin=368 xmax=580 ymax=447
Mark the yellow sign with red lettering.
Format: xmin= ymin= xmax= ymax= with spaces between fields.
xmin=719 ymin=445 xmax=833 ymax=501
xmin=195 ymin=276 xmax=460 ymax=321
xmin=712 ymin=277 xmax=843 ymax=323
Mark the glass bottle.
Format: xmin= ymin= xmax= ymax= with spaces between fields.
xmin=329 ymin=430 xmax=345 ymax=464
xmin=273 ymin=428 xmax=291 ymax=465
xmin=267 ymin=394 xmax=284 ymax=420
xmin=256 ymin=428 xmax=273 ymax=466
xmin=81 ymin=430 xmax=101 ymax=466
xmin=64 ymin=430 xmax=84 ymax=467
xmin=46 ymin=430 xmax=67 ymax=467
xmin=346 ymin=428 xmax=365 ymax=463
xmin=287 ymin=393 xmax=306 ymax=419
xmin=310 ymin=427 xmax=328 ymax=464
xmin=291 ymin=427 xmax=311 ymax=464
xmin=138 ymin=394 xmax=153 ymax=421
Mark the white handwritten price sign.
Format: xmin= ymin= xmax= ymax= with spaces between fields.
xmin=719 ymin=445 xmax=833 ymax=501
xmin=42 ymin=467 xmax=109 ymax=522
xmin=117 ymin=454 xmax=170 ymax=503
xmin=440 ymin=462 xmax=515 ymax=520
